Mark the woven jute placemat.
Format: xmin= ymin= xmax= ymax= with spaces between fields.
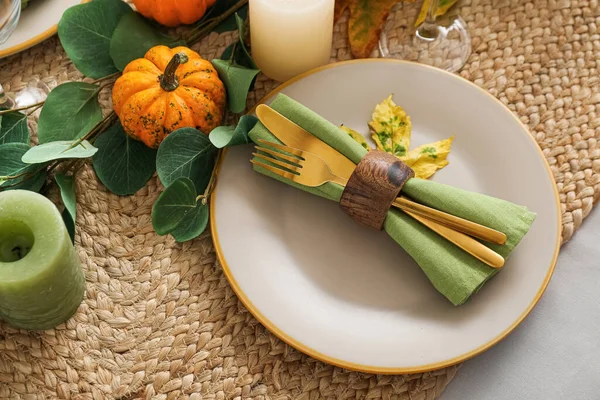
xmin=0 ymin=0 xmax=598 ymax=398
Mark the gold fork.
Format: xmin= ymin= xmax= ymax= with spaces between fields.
xmin=251 ymin=139 xmax=505 ymax=269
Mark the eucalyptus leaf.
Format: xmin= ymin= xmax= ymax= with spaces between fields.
xmin=212 ymin=59 xmax=260 ymax=114
xmin=209 ymin=115 xmax=257 ymax=148
xmin=92 ymin=122 xmax=157 ymax=196
xmin=234 ymin=13 xmax=257 ymax=69
xmin=171 ymin=201 xmax=209 ymax=242
xmin=37 ymin=82 xmax=103 ymax=144
xmin=57 ymin=0 xmax=133 ymax=78
xmin=0 ymin=110 xmax=29 ymax=144
xmin=220 ymin=41 xmax=256 ymax=71
xmin=152 ymin=177 xmax=197 ymax=235
xmin=156 ymin=128 xmax=217 ymax=192
xmin=213 ymin=5 xmax=248 ymax=33
xmin=218 ymin=15 xmax=257 ymax=70
xmin=208 ymin=126 xmax=235 ymax=148
xmin=110 ymin=12 xmax=185 ymax=71
xmin=0 ymin=143 xmax=47 ymax=192
xmin=62 ymin=209 xmax=76 ymax=244
xmin=56 ymin=174 xmax=77 ymax=243
xmin=22 ymin=140 xmax=98 ymax=164
xmin=56 ymin=173 xmax=76 ymax=223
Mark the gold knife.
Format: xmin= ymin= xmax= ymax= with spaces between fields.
xmin=254 ymin=103 xmax=507 ymax=246
xmin=255 ymin=104 xmax=357 ymax=179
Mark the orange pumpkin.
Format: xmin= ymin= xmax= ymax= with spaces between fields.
xmin=132 ymin=0 xmax=216 ymax=27
xmin=112 ymin=45 xmax=226 ymax=149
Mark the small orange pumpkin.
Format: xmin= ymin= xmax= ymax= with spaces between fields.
xmin=132 ymin=0 xmax=216 ymax=27
xmin=112 ymin=45 xmax=226 ymax=149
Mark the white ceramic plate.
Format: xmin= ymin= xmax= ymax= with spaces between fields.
xmin=211 ymin=60 xmax=561 ymax=373
xmin=0 ymin=0 xmax=83 ymax=59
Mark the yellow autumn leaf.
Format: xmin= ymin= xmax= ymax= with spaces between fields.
xmin=368 ymin=94 xmax=411 ymax=157
xmin=415 ymin=0 xmax=458 ymax=27
xmin=340 ymin=125 xmax=370 ymax=151
xmin=343 ymin=94 xmax=454 ymax=179
xmin=400 ymin=136 xmax=454 ymax=179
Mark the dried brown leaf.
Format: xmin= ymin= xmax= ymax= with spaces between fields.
xmin=334 ymin=0 xmax=352 ymax=22
xmin=347 ymin=0 xmax=398 ymax=58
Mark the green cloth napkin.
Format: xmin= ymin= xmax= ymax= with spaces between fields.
xmin=248 ymin=94 xmax=536 ymax=305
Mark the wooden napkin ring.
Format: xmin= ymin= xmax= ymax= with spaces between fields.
xmin=339 ymin=150 xmax=415 ymax=230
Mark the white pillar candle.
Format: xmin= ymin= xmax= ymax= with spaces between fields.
xmin=249 ymin=0 xmax=335 ymax=82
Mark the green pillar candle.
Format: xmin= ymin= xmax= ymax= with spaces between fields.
xmin=0 ymin=190 xmax=85 ymax=330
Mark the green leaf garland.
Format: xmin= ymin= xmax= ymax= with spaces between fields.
xmin=8 ymin=0 xmax=262 ymax=243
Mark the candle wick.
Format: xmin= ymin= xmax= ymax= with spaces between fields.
xmin=11 ymin=246 xmax=22 ymax=260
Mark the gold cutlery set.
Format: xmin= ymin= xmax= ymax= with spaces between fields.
xmin=251 ymin=104 xmax=507 ymax=269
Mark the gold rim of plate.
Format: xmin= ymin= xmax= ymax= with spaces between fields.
xmin=210 ymin=58 xmax=562 ymax=374
xmin=0 ymin=0 xmax=88 ymax=59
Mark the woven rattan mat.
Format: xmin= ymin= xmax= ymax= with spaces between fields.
xmin=0 ymin=0 xmax=598 ymax=398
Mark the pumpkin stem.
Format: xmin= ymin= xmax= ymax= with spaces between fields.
xmin=160 ymin=52 xmax=189 ymax=92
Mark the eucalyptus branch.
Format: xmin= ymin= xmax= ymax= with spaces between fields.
xmin=45 ymin=159 xmax=66 ymax=175
xmin=196 ymin=149 xmax=222 ymax=205
xmin=57 ymin=159 xmax=78 ymax=174
xmin=0 ymin=170 xmax=32 ymax=180
xmin=66 ymin=111 xmax=117 ymax=151
xmin=72 ymin=159 xmax=88 ymax=178
xmin=26 ymin=104 xmax=44 ymax=116
xmin=0 ymin=178 xmax=30 ymax=190
xmin=57 ymin=158 xmax=86 ymax=178
xmin=85 ymin=111 xmax=117 ymax=140
xmin=184 ymin=0 xmax=249 ymax=46
xmin=91 ymin=71 xmax=122 ymax=85
xmin=97 ymin=81 xmax=117 ymax=93
xmin=0 ymin=164 xmax=47 ymax=189
xmin=0 ymin=100 xmax=46 ymax=115
xmin=228 ymin=42 xmax=238 ymax=64
xmin=86 ymin=112 xmax=118 ymax=144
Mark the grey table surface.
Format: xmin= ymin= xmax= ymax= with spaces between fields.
xmin=440 ymin=207 xmax=600 ymax=400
